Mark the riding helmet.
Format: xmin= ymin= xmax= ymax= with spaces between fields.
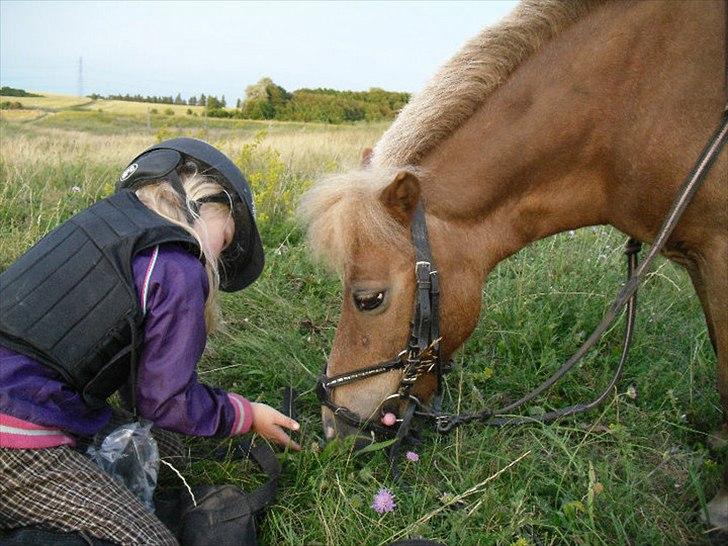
xmin=117 ymin=137 xmax=264 ymax=291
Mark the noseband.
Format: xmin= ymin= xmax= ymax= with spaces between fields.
xmin=316 ymin=104 xmax=728 ymax=445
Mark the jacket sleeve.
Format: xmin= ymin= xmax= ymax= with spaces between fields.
xmin=129 ymin=244 xmax=253 ymax=437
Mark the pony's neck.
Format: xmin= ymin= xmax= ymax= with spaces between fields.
xmin=414 ymin=0 xmax=722 ymax=278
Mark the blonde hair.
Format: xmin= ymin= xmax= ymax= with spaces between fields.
xmin=135 ymin=164 xmax=232 ymax=333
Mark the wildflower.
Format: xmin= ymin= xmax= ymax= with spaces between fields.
xmin=371 ymin=488 xmax=396 ymax=514
xmin=438 ymin=491 xmax=465 ymax=508
xmin=626 ymin=384 xmax=637 ymax=400
xmin=439 ymin=491 xmax=455 ymax=504
xmin=405 ymin=451 xmax=419 ymax=462
xmin=71 ymin=186 xmax=81 ymax=193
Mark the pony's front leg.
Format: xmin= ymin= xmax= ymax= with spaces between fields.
xmin=703 ymin=239 xmax=728 ymax=532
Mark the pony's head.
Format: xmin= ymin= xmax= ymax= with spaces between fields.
xmin=299 ymin=166 xmax=485 ymax=440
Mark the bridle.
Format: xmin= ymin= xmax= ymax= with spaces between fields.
xmin=316 ymin=39 xmax=728 ymax=450
xmin=316 ymin=201 xmax=449 ymax=439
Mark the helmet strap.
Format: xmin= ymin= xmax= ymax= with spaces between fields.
xmin=165 ymin=169 xmax=197 ymax=224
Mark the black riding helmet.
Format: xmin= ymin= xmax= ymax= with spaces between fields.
xmin=117 ymin=137 xmax=264 ymax=292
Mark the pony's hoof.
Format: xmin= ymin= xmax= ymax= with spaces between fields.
xmin=705 ymin=487 xmax=728 ymax=530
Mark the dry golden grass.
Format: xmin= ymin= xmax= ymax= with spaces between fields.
xmin=0 ymin=92 xmax=203 ymax=116
xmin=0 ymin=109 xmax=46 ymax=122
xmin=89 ymin=99 xmax=204 ymax=116
xmin=1 ymin=128 xmax=156 ymax=167
xmin=0 ymin=92 xmax=91 ymax=110
xmin=218 ymin=124 xmax=386 ymax=174
xmin=1 ymin=122 xmax=386 ymax=176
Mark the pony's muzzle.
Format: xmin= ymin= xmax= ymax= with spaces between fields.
xmin=321 ymin=406 xmax=376 ymax=449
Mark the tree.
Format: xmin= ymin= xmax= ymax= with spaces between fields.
xmin=188 ymin=95 xmax=197 ymax=106
xmin=239 ymin=77 xmax=290 ymax=120
xmin=206 ymin=95 xmax=223 ymax=110
xmin=174 ymin=93 xmax=183 ymax=105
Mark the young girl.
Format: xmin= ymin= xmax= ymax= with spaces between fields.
xmin=0 ymin=138 xmax=300 ymax=545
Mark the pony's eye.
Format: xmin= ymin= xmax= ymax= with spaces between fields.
xmin=353 ymin=290 xmax=386 ymax=312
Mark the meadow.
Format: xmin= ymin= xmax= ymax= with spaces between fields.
xmin=0 ymin=102 xmax=723 ymax=545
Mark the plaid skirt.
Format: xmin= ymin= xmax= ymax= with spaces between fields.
xmin=0 ymin=416 xmax=186 ymax=546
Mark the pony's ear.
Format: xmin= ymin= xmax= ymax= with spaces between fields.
xmin=361 ymin=147 xmax=374 ymax=167
xmin=379 ymin=171 xmax=420 ymax=224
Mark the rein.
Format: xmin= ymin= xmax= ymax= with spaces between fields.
xmin=317 ymin=95 xmax=728 ymax=450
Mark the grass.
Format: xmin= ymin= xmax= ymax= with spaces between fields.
xmin=87 ymin=99 xmax=204 ymax=116
xmin=0 ymin=103 xmax=724 ymax=546
xmin=0 ymin=91 xmax=204 ymax=115
xmin=0 ymin=91 xmax=93 ymax=110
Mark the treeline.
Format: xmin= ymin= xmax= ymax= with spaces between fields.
xmin=87 ymin=92 xmax=226 ymax=108
xmin=0 ymin=86 xmax=41 ymax=97
xmin=237 ymin=78 xmax=409 ymax=123
xmin=73 ymin=79 xmax=411 ymax=124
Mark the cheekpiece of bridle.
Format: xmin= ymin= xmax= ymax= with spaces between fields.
xmin=317 ymin=104 xmax=728 ymax=456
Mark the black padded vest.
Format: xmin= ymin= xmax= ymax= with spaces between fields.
xmin=0 ymin=190 xmax=199 ymax=408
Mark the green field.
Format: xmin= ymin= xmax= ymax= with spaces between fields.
xmin=0 ymin=101 xmax=724 ymax=545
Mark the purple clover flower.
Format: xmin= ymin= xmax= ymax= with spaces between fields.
xmin=405 ymin=451 xmax=419 ymax=462
xmin=371 ymin=488 xmax=396 ymax=514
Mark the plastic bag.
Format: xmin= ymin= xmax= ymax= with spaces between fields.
xmin=87 ymin=420 xmax=159 ymax=511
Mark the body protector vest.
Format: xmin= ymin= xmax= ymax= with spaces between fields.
xmin=0 ymin=190 xmax=199 ymax=408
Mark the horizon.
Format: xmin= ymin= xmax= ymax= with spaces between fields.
xmin=1 ymin=1 xmax=518 ymax=103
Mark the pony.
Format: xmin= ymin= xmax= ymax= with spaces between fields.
xmin=299 ymin=0 xmax=727 ymax=529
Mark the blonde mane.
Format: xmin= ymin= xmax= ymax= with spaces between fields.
xmin=298 ymin=166 xmax=415 ymax=272
xmin=301 ymin=0 xmax=608 ymax=267
xmin=373 ymin=0 xmax=607 ymax=167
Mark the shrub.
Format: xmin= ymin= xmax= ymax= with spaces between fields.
xmin=0 ymin=101 xmax=23 ymax=110
xmin=233 ymin=130 xmax=313 ymax=244
xmin=164 ymin=107 xmax=175 ymax=116
xmin=206 ymin=108 xmax=233 ymax=118
xmin=0 ymin=87 xmax=41 ymax=97
xmin=155 ymin=124 xmax=174 ymax=142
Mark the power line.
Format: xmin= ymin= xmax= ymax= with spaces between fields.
xmin=77 ymin=56 xmax=83 ymax=97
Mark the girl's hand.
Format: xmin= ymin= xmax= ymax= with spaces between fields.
xmin=250 ymin=402 xmax=301 ymax=451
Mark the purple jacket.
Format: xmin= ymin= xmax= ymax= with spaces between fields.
xmin=0 ymin=244 xmax=252 ymax=448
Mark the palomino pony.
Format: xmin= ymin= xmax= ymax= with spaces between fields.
xmin=300 ymin=0 xmax=727 ymax=528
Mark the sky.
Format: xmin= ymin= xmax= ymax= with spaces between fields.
xmin=0 ymin=1 xmax=518 ymax=102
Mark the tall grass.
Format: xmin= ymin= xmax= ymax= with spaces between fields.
xmin=0 ymin=112 xmax=723 ymax=545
